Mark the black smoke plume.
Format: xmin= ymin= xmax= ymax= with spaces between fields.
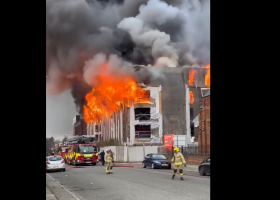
xmin=46 ymin=0 xmax=210 ymax=114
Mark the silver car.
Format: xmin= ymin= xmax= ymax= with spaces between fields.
xmin=46 ymin=155 xmax=66 ymax=172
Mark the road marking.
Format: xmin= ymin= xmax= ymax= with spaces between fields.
xmin=46 ymin=173 xmax=81 ymax=200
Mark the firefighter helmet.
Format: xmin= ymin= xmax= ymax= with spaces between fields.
xmin=174 ymin=147 xmax=179 ymax=152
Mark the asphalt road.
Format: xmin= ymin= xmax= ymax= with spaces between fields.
xmin=47 ymin=164 xmax=210 ymax=200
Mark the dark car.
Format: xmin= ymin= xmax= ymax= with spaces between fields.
xmin=198 ymin=158 xmax=210 ymax=176
xmin=142 ymin=153 xmax=171 ymax=169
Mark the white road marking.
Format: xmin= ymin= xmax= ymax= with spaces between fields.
xmin=46 ymin=173 xmax=80 ymax=200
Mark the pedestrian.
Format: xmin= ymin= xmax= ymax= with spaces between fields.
xmin=170 ymin=147 xmax=186 ymax=180
xmin=105 ymin=149 xmax=113 ymax=174
xmin=100 ymin=150 xmax=105 ymax=166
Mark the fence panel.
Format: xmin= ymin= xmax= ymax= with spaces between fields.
xmin=157 ymin=145 xmax=210 ymax=164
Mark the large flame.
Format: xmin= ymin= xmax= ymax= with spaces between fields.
xmin=188 ymin=69 xmax=196 ymax=85
xmin=204 ymin=65 xmax=210 ymax=86
xmin=83 ymin=64 xmax=147 ymax=123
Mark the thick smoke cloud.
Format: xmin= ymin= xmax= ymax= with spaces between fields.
xmin=46 ymin=0 xmax=210 ymax=113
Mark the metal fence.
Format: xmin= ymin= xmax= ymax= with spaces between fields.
xmin=157 ymin=145 xmax=210 ymax=164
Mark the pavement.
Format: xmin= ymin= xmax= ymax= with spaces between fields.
xmin=46 ymin=173 xmax=78 ymax=200
xmin=46 ymin=163 xmax=209 ymax=200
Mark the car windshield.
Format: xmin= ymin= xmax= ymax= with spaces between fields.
xmin=152 ymin=155 xmax=166 ymax=159
xmin=49 ymin=156 xmax=62 ymax=161
xmin=79 ymin=145 xmax=97 ymax=153
xmin=59 ymin=147 xmax=68 ymax=152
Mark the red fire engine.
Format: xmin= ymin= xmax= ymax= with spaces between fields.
xmin=57 ymin=145 xmax=69 ymax=162
xmin=65 ymin=135 xmax=99 ymax=166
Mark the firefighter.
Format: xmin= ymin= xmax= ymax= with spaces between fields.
xmin=105 ymin=149 xmax=113 ymax=174
xmin=170 ymin=147 xmax=186 ymax=180
xmin=109 ymin=149 xmax=115 ymax=168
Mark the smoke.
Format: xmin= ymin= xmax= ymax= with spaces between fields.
xmin=46 ymin=0 xmax=210 ymax=113
xmin=46 ymin=89 xmax=78 ymax=138
xmin=83 ymin=53 xmax=164 ymax=86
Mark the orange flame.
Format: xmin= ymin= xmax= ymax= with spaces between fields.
xmin=188 ymin=69 xmax=196 ymax=85
xmin=189 ymin=91 xmax=194 ymax=104
xmin=203 ymin=65 xmax=210 ymax=86
xmin=83 ymin=64 xmax=147 ymax=123
xmin=136 ymin=91 xmax=150 ymax=104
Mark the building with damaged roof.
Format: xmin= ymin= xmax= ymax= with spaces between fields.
xmin=83 ymin=66 xmax=210 ymax=146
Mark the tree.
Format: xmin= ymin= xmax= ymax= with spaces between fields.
xmin=46 ymin=136 xmax=55 ymax=153
xmin=62 ymin=136 xmax=67 ymax=144
xmin=55 ymin=139 xmax=61 ymax=144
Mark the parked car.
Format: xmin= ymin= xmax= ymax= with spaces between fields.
xmin=46 ymin=155 xmax=66 ymax=172
xmin=142 ymin=153 xmax=171 ymax=169
xmin=198 ymin=158 xmax=210 ymax=176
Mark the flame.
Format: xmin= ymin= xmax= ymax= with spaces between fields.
xmin=204 ymin=65 xmax=210 ymax=86
xmin=188 ymin=69 xmax=196 ymax=85
xmin=83 ymin=64 xmax=148 ymax=123
xmin=189 ymin=91 xmax=194 ymax=104
xmin=136 ymin=91 xmax=150 ymax=104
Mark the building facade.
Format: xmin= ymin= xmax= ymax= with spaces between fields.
xmin=86 ymin=66 xmax=210 ymax=146
xmin=86 ymin=85 xmax=162 ymax=145
xmin=198 ymin=91 xmax=210 ymax=153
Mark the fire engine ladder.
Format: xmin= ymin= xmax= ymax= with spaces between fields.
xmin=66 ymin=135 xmax=96 ymax=145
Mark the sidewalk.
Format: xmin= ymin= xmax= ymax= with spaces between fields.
xmin=46 ymin=174 xmax=79 ymax=200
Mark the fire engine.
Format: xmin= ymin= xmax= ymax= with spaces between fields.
xmin=57 ymin=145 xmax=69 ymax=162
xmin=65 ymin=135 xmax=99 ymax=166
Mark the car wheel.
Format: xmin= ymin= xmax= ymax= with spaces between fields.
xmin=62 ymin=169 xmax=66 ymax=172
xmin=92 ymin=162 xmax=96 ymax=165
xmin=199 ymin=167 xmax=205 ymax=176
xmin=151 ymin=163 xmax=155 ymax=169
xmin=142 ymin=162 xmax=146 ymax=168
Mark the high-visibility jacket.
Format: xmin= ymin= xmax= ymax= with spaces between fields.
xmin=105 ymin=153 xmax=112 ymax=163
xmin=171 ymin=152 xmax=186 ymax=165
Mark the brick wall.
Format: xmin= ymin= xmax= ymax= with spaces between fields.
xmin=198 ymin=96 xmax=210 ymax=154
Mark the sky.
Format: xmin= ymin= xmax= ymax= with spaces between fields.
xmin=46 ymin=89 xmax=78 ymax=140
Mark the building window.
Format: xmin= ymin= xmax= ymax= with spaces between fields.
xmin=135 ymin=125 xmax=151 ymax=138
xmin=188 ymin=69 xmax=196 ymax=85
xmin=189 ymin=91 xmax=194 ymax=104
xmin=136 ymin=90 xmax=150 ymax=104
xmin=135 ymin=108 xmax=151 ymax=120
xmin=95 ymin=125 xmax=98 ymax=132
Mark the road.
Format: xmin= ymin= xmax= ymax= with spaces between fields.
xmin=47 ymin=164 xmax=210 ymax=200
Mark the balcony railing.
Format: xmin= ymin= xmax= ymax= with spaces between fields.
xmin=135 ymin=131 xmax=151 ymax=138
xmin=135 ymin=114 xmax=151 ymax=120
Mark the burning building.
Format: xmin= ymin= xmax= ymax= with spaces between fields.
xmin=46 ymin=0 xmax=210 ymax=146
xmin=72 ymin=115 xmax=87 ymax=136
xmin=85 ymin=65 xmax=210 ymax=146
